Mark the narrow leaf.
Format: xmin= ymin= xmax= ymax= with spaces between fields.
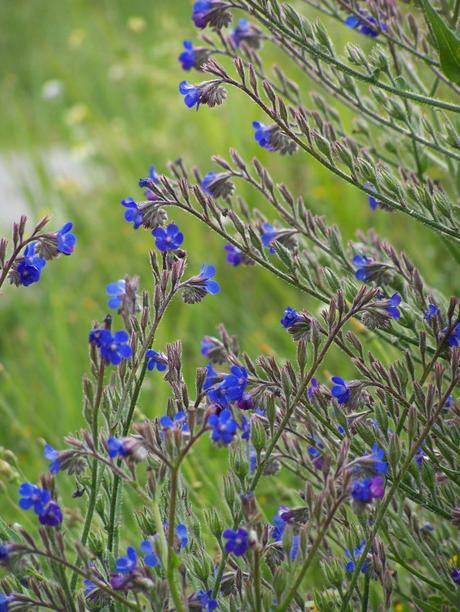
xmin=419 ymin=0 xmax=460 ymax=84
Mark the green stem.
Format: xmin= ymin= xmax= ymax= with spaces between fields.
xmin=70 ymin=362 xmax=105 ymax=590
xmin=277 ymin=496 xmax=345 ymax=611
xmin=167 ymin=467 xmax=186 ymax=612
xmin=254 ymin=549 xmax=262 ymax=612
xmin=361 ymin=573 xmax=370 ymax=612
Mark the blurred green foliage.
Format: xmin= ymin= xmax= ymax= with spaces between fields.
xmin=0 ymin=0 xmax=454 ymax=534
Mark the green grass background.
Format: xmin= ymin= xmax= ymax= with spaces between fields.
xmin=0 ymin=0 xmax=455 ymax=550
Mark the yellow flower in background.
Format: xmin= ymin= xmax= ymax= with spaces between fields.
xmin=64 ymin=103 xmax=89 ymax=126
xmin=68 ymin=28 xmax=86 ymax=49
xmin=128 ymin=16 xmax=147 ymax=33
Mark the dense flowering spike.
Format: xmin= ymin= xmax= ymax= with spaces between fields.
xmin=208 ymin=409 xmax=238 ymax=444
xmin=223 ymin=527 xmax=249 ymax=555
xmin=152 ymin=223 xmax=184 ymax=252
xmin=192 ymin=0 xmax=232 ymax=29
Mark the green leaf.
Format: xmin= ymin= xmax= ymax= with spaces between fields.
xmin=419 ymin=0 xmax=460 ymax=84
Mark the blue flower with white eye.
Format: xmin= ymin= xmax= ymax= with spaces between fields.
xmin=106 ymin=279 xmax=126 ymax=310
xmin=115 ymin=547 xmax=137 ymax=573
xmin=280 ymin=306 xmax=300 ymax=328
xmin=44 ymin=444 xmax=60 ymax=474
xmin=121 ymin=197 xmax=143 ymax=229
xmin=146 ymin=349 xmax=167 ymax=372
xmin=223 ymin=527 xmax=249 ymax=555
xmin=107 ymin=437 xmax=128 ymax=459
xmin=345 ymin=541 xmax=368 ymax=573
xmin=208 ymin=409 xmax=238 ymax=445
xmin=176 ymin=524 xmax=188 ymax=549
xmin=198 ymin=264 xmax=220 ymax=295
xmin=99 ymin=330 xmax=132 ymax=366
xmin=445 ymin=323 xmax=460 ymax=347
xmin=152 ymin=223 xmax=184 ymax=252
xmin=179 ymin=40 xmax=197 ymax=70
xmin=39 ymin=501 xmax=63 ymax=527
xmin=13 ymin=243 xmax=46 ymax=287
xmin=424 ymin=303 xmax=439 ymax=321
xmin=56 ymin=223 xmax=77 ymax=255
xmin=221 ymin=366 xmax=248 ymax=402
xmin=160 ymin=411 xmax=190 ymax=434
xmin=18 ymin=483 xmax=51 ymax=515
xmin=330 ymin=377 xmax=350 ymax=404
xmin=140 ymin=540 xmax=160 ymax=567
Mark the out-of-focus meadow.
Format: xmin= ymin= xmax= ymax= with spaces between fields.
xmin=0 ymin=1 xmax=455 ymax=515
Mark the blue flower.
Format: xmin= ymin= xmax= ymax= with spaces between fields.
xmin=18 ymin=483 xmax=51 ymax=515
xmin=99 ymin=330 xmax=132 ymax=366
xmin=272 ymin=507 xmax=290 ymax=541
xmin=39 ymin=500 xmax=63 ymax=527
xmin=345 ymin=12 xmax=385 ymax=37
xmin=179 ymin=81 xmax=203 ymax=110
xmin=451 ymin=567 xmax=460 ymax=586
xmin=192 ymin=0 xmax=231 ymax=29
xmin=197 ymin=589 xmax=218 ymax=610
xmin=280 ymin=306 xmax=300 ymax=328
xmin=223 ymin=527 xmax=249 ymax=556
xmin=352 ymin=255 xmax=373 ymax=281
xmin=106 ymin=280 xmax=126 ymax=310
xmin=179 ymin=40 xmax=197 ymax=70
xmin=176 ymin=524 xmax=188 ymax=548
xmin=107 ymin=437 xmax=128 ymax=458
xmin=352 ymin=476 xmax=385 ymax=504
xmin=369 ymin=443 xmax=388 ymax=475
xmin=240 ymin=415 xmax=251 ymax=441
xmin=0 ymin=594 xmax=11 ymax=612
xmin=84 ymin=579 xmax=97 ymax=596
xmin=345 ymin=541 xmax=368 ymax=573
xmin=330 ymin=377 xmax=350 ymax=404
xmin=13 ymin=243 xmax=46 ymax=287
xmin=253 ymin=121 xmax=275 ymax=151
xmin=0 ymin=545 xmax=11 ymax=565
xmin=208 ymin=409 xmax=238 ymax=445
xmin=383 ymin=293 xmax=401 ymax=319
xmin=221 ymin=366 xmax=248 ymax=401
xmin=56 ymin=222 xmax=77 ymax=255
xmin=44 ymin=444 xmax=60 ymax=474
xmin=204 ymin=363 xmax=220 ymax=391
xmin=116 ymin=547 xmax=137 ymax=573
xmin=201 ymin=171 xmax=218 ymax=194
xmin=415 ymin=447 xmax=427 ymax=467
xmin=146 ymin=349 xmax=167 ymax=372
xmin=160 ymin=411 xmax=190 ymax=433
xmin=139 ymin=165 xmax=158 ymax=188
xmin=261 ymin=223 xmax=279 ymax=253
xmin=224 ymin=243 xmax=245 ymax=266
xmin=152 ymin=223 xmax=184 ymax=252
xmin=307 ymin=378 xmax=320 ymax=399
xmin=424 ymin=303 xmax=439 ymax=321
xmin=122 ymin=197 xmax=143 ymax=229
xmin=364 ymin=182 xmax=379 ymax=210
xmin=140 ymin=540 xmax=160 ymax=567
xmin=198 ymin=264 xmax=220 ymax=295
xmin=445 ymin=323 xmax=460 ymax=347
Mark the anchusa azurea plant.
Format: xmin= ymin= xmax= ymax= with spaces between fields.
xmin=1 ymin=1 xmax=460 ymax=610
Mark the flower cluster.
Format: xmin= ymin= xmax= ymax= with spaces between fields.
xmin=18 ymin=483 xmax=63 ymax=527
xmin=89 ymin=329 xmax=132 ymax=365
